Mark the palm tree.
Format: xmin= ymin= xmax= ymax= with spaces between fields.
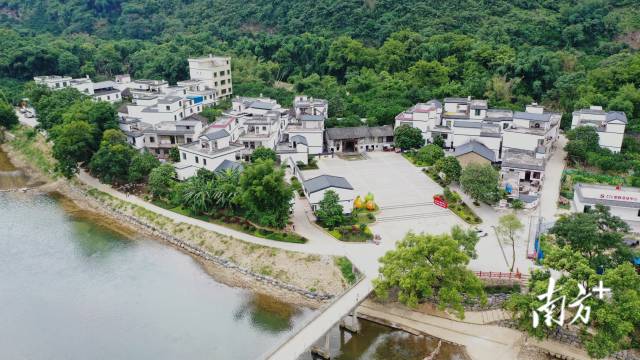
xmin=213 ymin=168 xmax=241 ymax=209
xmin=182 ymin=176 xmax=216 ymax=215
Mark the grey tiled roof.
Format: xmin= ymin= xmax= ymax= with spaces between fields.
xmin=513 ymin=111 xmax=553 ymax=122
xmin=304 ymin=175 xmax=353 ymax=194
xmin=606 ymin=111 xmax=628 ymax=124
xmin=290 ymin=135 xmax=308 ymax=146
xmin=454 ymin=141 xmax=495 ymax=162
xmin=202 ymin=129 xmax=229 ymax=140
xmin=501 ymin=149 xmax=545 ymax=171
xmin=453 ymin=121 xmax=482 ymax=129
xmin=215 ymin=159 xmax=244 ymax=172
xmin=326 ymin=125 xmax=393 ymax=140
xmin=444 ymin=97 xmax=470 ymax=104
xmin=300 ymin=114 xmax=324 ymax=121
xmin=250 ymin=101 xmax=275 ymax=110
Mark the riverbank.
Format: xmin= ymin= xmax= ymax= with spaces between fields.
xmin=0 ymin=131 xmax=350 ymax=308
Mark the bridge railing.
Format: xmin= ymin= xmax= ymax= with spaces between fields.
xmin=259 ymin=271 xmax=368 ymax=360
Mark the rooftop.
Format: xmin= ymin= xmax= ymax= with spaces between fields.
xmin=325 ymin=125 xmax=394 ymax=140
xmin=513 ymin=111 xmax=553 ymax=122
xmin=304 ymin=175 xmax=354 ymax=194
xmin=575 ymin=183 xmax=640 ymax=209
xmin=502 ymin=149 xmax=545 ymax=171
xmin=454 ymin=141 xmax=495 ymax=162
xmin=201 ymin=129 xmax=230 ymax=140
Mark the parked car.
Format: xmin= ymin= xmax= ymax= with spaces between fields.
xmin=475 ymin=227 xmax=488 ymax=238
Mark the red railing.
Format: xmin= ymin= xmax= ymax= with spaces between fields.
xmin=474 ymin=271 xmax=529 ymax=280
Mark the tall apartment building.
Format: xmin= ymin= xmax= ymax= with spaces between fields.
xmin=188 ymin=55 xmax=233 ymax=99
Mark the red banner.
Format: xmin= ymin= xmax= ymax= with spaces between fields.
xmin=433 ymin=195 xmax=448 ymax=209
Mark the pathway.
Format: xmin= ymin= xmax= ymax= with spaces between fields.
xmin=538 ymin=134 xmax=567 ymax=221
xmin=357 ymin=300 xmax=593 ymax=360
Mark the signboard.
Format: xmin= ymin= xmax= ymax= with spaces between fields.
xmin=433 ymin=195 xmax=448 ymax=209
xmin=598 ymin=192 xmax=639 ymax=203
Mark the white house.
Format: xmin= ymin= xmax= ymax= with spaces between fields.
xmin=502 ymin=103 xmax=561 ymax=157
xmin=34 ymin=75 xmax=122 ymax=103
xmin=394 ymin=100 xmax=442 ymax=144
xmin=571 ymin=106 xmax=627 ymax=153
xmin=303 ymin=175 xmax=355 ymax=214
xmin=573 ymin=183 xmax=640 ymax=229
xmin=175 ymin=129 xmax=244 ymax=180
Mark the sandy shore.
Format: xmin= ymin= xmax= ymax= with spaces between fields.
xmin=1 ymin=140 xmax=347 ymax=309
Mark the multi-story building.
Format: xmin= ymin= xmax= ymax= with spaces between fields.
xmin=187 ymin=55 xmax=233 ymax=99
xmin=282 ymin=95 xmax=328 ymax=155
xmin=34 ymin=75 xmax=123 ymax=103
xmin=571 ymin=106 xmax=627 ymax=153
xmin=394 ymin=100 xmax=442 ymax=145
xmin=502 ymin=104 xmax=561 ymax=157
xmin=175 ymin=128 xmax=244 ymax=180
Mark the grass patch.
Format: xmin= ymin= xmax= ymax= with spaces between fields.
xmin=327 ymin=224 xmax=373 ymax=242
xmin=441 ymin=188 xmax=482 ymax=225
xmin=8 ymin=126 xmax=57 ymax=176
xmin=335 ymin=257 xmax=357 ymax=284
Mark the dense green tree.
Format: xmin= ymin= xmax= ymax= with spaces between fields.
xmin=434 ymin=156 xmax=462 ymax=185
xmin=550 ymin=205 xmax=632 ymax=270
xmin=128 ymin=151 xmax=160 ymax=183
xmin=394 ymin=125 xmax=424 ymax=151
xmin=459 ymin=163 xmax=500 ymax=204
xmin=415 ymin=144 xmax=444 ymax=166
xmin=88 ymin=129 xmax=135 ymax=184
xmin=238 ymin=160 xmax=293 ymax=228
xmin=0 ymin=100 xmax=18 ymax=128
xmin=148 ymin=164 xmax=177 ymax=200
xmin=250 ymin=147 xmax=277 ymax=163
xmin=61 ymin=99 xmax=118 ymax=141
xmin=450 ymin=225 xmax=480 ymax=259
xmin=168 ymin=147 xmax=180 ymax=162
xmin=374 ymin=231 xmax=486 ymax=318
xmin=506 ymin=244 xmax=640 ymax=359
xmin=182 ymin=175 xmax=217 ymax=215
xmin=51 ymin=120 xmax=97 ymax=178
xmin=33 ymin=87 xmax=85 ymax=130
xmin=315 ymin=190 xmax=344 ymax=229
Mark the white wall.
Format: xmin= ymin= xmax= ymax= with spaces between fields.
xmin=502 ymin=131 xmax=541 ymax=152
xmin=307 ymin=187 xmax=355 ymax=214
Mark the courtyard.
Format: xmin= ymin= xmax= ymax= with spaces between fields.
xmin=297 ymin=151 xmax=537 ymax=273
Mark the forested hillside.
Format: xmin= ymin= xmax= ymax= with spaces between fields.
xmin=1 ymin=0 xmax=640 ymax=132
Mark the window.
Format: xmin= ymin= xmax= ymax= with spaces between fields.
xmin=221 ymin=80 xmax=226 ymax=85
xmin=195 ymin=156 xmax=199 ymax=164
xmin=221 ymin=89 xmax=226 ymax=94
xmin=166 ymin=106 xmax=170 ymax=111
xmin=262 ymin=126 xmax=267 ymax=131
xmin=186 ymin=138 xmax=192 ymax=143
xmin=107 ymin=96 xmax=111 ymax=100
xmin=584 ymin=205 xmax=591 ymax=213
xmin=534 ymin=123 xmax=541 ymax=128
xmin=226 ymin=70 xmax=230 ymax=75
xmin=219 ymin=71 xmax=225 ymax=76
xmin=149 ymin=136 xmax=155 ymax=143
xmin=179 ymin=101 xmax=182 ymax=107
xmin=503 ymin=123 xmax=509 ymax=129
xmin=182 ymin=153 xmax=186 ymax=160
xmin=474 ymin=109 xmax=481 ymax=116
xmin=203 ymin=159 xmax=207 ymax=166
xmin=637 ymin=209 xmax=640 ymax=217
xmin=155 ymin=149 xmax=160 ymax=154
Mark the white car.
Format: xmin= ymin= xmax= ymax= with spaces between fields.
xmin=475 ymin=228 xmax=488 ymax=238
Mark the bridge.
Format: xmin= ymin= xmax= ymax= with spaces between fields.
xmin=261 ymin=276 xmax=374 ymax=360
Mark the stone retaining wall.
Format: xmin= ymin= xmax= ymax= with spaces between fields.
xmin=84 ymin=189 xmax=334 ymax=302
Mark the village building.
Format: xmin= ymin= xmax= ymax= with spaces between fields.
xmin=500 ymin=148 xmax=545 ymax=207
xmin=175 ymin=128 xmax=244 ymax=180
xmin=34 ymin=75 xmax=122 ymax=103
xmin=502 ymin=103 xmax=561 ymax=157
xmin=325 ymin=125 xmax=394 ymax=153
xmin=571 ymin=106 xmax=627 ymax=153
xmin=453 ymin=141 xmax=496 ymax=168
xmin=573 ymin=183 xmax=640 ymax=230
xmin=302 ymin=175 xmax=355 ymax=214
xmin=187 ymin=55 xmax=233 ymax=99
xmin=394 ymin=100 xmax=442 ymax=143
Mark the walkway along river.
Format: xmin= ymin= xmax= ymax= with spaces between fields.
xmin=0 ymin=146 xmax=454 ymax=359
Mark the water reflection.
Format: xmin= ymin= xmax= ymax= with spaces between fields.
xmin=234 ymin=293 xmax=302 ymax=333
xmin=300 ymin=319 xmax=468 ymax=360
xmin=0 ymin=147 xmax=27 ymax=189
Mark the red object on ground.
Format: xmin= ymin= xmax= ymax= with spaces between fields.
xmin=433 ymin=195 xmax=448 ymax=209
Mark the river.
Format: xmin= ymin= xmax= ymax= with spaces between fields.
xmin=0 ymin=147 xmax=456 ymax=360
